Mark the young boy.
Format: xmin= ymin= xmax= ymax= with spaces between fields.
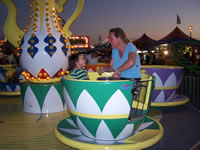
xmin=69 ymin=53 xmax=89 ymax=80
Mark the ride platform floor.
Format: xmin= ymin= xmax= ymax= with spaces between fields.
xmin=0 ymin=96 xmax=199 ymax=150
xmin=147 ymin=105 xmax=200 ymax=150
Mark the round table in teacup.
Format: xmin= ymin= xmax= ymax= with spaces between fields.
xmin=61 ymin=72 xmax=158 ymax=141
xmin=20 ymin=81 xmax=66 ymax=114
xmin=141 ymin=65 xmax=189 ymax=107
xmin=86 ymin=63 xmax=109 ymax=72
xmin=0 ymin=64 xmax=22 ymax=96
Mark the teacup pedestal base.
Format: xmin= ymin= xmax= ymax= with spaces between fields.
xmin=20 ymin=81 xmax=67 ymax=114
xmin=150 ymin=94 xmax=189 ymax=109
xmin=54 ymin=115 xmax=164 ymax=150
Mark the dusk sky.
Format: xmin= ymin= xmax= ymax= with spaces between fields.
xmin=0 ymin=0 xmax=200 ymax=45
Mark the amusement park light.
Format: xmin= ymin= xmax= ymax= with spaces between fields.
xmin=69 ymin=36 xmax=89 ymax=49
xmin=188 ymin=26 xmax=193 ymax=37
xmin=162 ymin=44 xmax=168 ymax=46
xmin=164 ymin=50 xmax=168 ymax=55
xmin=0 ymin=40 xmax=5 ymax=44
xmin=188 ymin=26 xmax=192 ymax=31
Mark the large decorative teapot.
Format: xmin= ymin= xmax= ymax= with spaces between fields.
xmin=1 ymin=0 xmax=84 ymax=83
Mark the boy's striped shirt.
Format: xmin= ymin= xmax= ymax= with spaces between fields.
xmin=70 ymin=68 xmax=89 ymax=80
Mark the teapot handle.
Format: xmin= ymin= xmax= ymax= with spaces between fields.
xmin=55 ymin=0 xmax=68 ymax=13
xmin=56 ymin=0 xmax=85 ymax=38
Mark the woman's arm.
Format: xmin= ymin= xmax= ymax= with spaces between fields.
xmin=116 ymin=52 xmax=136 ymax=72
xmin=105 ymin=58 xmax=114 ymax=71
xmin=98 ymin=58 xmax=113 ymax=75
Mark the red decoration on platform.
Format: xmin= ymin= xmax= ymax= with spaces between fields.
xmin=23 ymin=68 xmax=64 ymax=80
xmin=53 ymin=68 xmax=63 ymax=78
xmin=37 ymin=68 xmax=50 ymax=79
xmin=24 ymin=69 xmax=35 ymax=78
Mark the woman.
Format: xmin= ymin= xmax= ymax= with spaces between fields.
xmin=98 ymin=28 xmax=141 ymax=79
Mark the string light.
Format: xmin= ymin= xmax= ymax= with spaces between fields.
xmin=69 ymin=36 xmax=89 ymax=49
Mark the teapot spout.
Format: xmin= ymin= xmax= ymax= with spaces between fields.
xmin=1 ymin=0 xmax=24 ymax=47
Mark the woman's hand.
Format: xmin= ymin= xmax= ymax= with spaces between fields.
xmin=112 ymin=70 xmax=121 ymax=78
xmin=98 ymin=66 xmax=113 ymax=75
xmin=98 ymin=67 xmax=105 ymax=75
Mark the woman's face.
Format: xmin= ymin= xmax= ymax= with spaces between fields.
xmin=108 ymin=32 xmax=120 ymax=49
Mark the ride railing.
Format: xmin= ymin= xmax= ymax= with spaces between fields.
xmin=129 ymin=75 xmax=156 ymax=121
xmin=177 ymin=75 xmax=200 ymax=109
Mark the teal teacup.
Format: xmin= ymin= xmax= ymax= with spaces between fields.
xmin=62 ymin=72 xmax=147 ymax=140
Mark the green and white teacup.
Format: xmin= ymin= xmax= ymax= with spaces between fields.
xmin=62 ymin=72 xmax=147 ymax=140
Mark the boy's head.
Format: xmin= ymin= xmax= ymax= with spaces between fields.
xmin=69 ymin=53 xmax=86 ymax=70
xmin=91 ymin=51 xmax=98 ymax=58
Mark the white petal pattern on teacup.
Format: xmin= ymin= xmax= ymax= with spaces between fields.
xmin=88 ymin=68 xmax=94 ymax=72
xmin=63 ymin=102 xmax=67 ymax=110
xmin=19 ymin=74 xmax=25 ymax=80
xmin=177 ymin=75 xmax=183 ymax=86
xmin=76 ymin=89 xmax=101 ymax=114
xmin=77 ymin=117 xmax=94 ymax=139
xmin=152 ymin=72 xmax=163 ymax=87
xmin=115 ymin=123 xmax=134 ymax=140
xmin=102 ymin=89 xmax=130 ymax=115
xmin=117 ymin=140 xmax=125 ymax=144
xmin=164 ymin=73 xmax=177 ymax=87
xmin=63 ymin=88 xmax=76 ymax=111
xmin=24 ymin=86 xmax=41 ymax=113
xmin=134 ymin=121 xmax=154 ymax=135
xmin=165 ymin=90 xmax=176 ymax=102
xmin=42 ymin=86 xmax=63 ymax=113
xmin=0 ymin=73 xmax=5 ymax=80
xmin=59 ymin=128 xmax=82 ymax=136
xmin=96 ymin=140 xmax=115 ymax=145
xmin=137 ymin=121 xmax=154 ymax=131
xmin=66 ymin=119 xmax=77 ymax=128
xmin=6 ymin=85 xmax=12 ymax=91
xmin=15 ymin=85 xmax=20 ymax=92
xmin=72 ymin=135 xmax=95 ymax=142
xmin=96 ymin=120 xmax=114 ymax=140
xmin=154 ymin=91 xmax=165 ymax=102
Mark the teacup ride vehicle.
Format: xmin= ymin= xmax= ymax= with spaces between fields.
xmin=1 ymin=0 xmax=85 ymax=113
xmin=54 ymin=72 xmax=164 ymax=150
xmin=141 ymin=65 xmax=189 ymax=108
xmin=0 ymin=64 xmax=22 ymax=96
